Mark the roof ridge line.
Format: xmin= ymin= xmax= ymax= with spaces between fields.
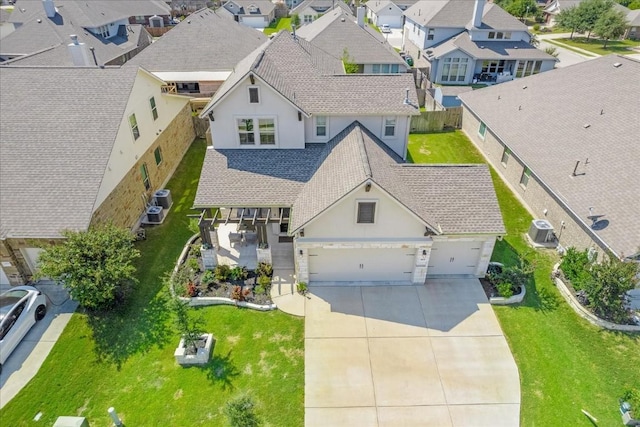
xmin=354 ymin=123 xmax=372 ymax=179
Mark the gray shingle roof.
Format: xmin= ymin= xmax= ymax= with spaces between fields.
xmin=0 ymin=66 xmax=140 ymax=239
xmin=291 ymin=0 xmax=352 ymax=16
xmin=429 ymin=32 xmax=556 ymax=61
xmin=438 ymin=85 xmax=473 ymax=96
xmin=459 ymin=55 xmax=640 ymax=258
xmin=127 ymin=8 xmax=267 ymax=72
xmin=8 ymin=0 xmax=169 ymax=27
xmin=366 ymin=1 xmax=399 ymax=14
xmin=628 ymin=9 xmax=640 ymax=26
xmin=296 ymin=9 xmax=405 ymax=65
xmin=223 ymin=0 xmax=275 ymax=16
xmin=404 ymin=1 xmax=526 ymax=31
xmin=203 ymin=31 xmax=419 ymax=116
xmin=195 ymin=122 xmax=505 ymax=235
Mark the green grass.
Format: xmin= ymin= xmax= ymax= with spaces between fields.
xmin=0 ymin=139 xmax=304 ymax=426
xmin=407 ymin=131 xmax=640 ymax=426
xmin=264 ymin=17 xmax=292 ymax=36
xmin=558 ymin=37 xmax=640 ymax=55
xmin=545 ymin=39 xmax=599 ymax=57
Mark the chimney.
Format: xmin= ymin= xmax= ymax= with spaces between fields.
xmin=42 ymin=0 xmax=56 ymax=18
xmin=357 ymin=6 xmax=365 ymax=28
xmin=67 ymin=35 xmax=92 ymax=66
xmin=472 ymin=0 xmax=484 ymax=28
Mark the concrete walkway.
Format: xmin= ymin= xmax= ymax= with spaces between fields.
xmin=0 ymin=282 xmax=77 ymax=409
xmin=304 ymin=280 xmax=520 ymax=427
xmin=270 ymin=268 xmax=305 ymax=317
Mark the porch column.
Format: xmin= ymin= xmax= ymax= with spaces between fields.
xmin=412 ymin=245 xmax=431 ymax=284
xmin=295 ymin=242 xmax=309 ymax=284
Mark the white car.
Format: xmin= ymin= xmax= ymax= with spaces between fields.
xmin=380 ymin=24 xmax=391 ymax=33
xmin=0 ymin=286 xmax=47 ymax=372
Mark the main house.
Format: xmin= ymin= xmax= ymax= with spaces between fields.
xmin=459 ymin=55 xmax=640 ymax=261
xmin=195 ymin=31 xmax=505 ymax=284
xmin=0 ymin=65 xmax=195 ymax=286
xmin=403 ymin=0 xmax=556 ymax=85
xmin=0 ymin=0 xmax=170 ymax=65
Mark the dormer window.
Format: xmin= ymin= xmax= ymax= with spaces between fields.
xmin=248 ymin=4 xmax=258 ymax=13
xmin=248 ymin=87 xmax=259 ymax=104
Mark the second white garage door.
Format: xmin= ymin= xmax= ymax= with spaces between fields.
xmin=427 ymin=241 xmax=482 ymax=276
xmin=308 ymin=248 xmax=414 ymax=282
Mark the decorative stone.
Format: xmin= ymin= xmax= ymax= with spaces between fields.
xmin=256 ymin=246 xmax=272 ymax=264
xmin=174 ymin=333 xmax=214 ymax=366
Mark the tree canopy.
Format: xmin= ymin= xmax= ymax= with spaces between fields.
xmin=37 ymin=224 xmax=140 ymax=310
xmin=593 ymin=8 xmax=629 ymax=46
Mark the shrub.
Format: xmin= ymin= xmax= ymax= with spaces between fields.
xmin=257 ymin=274 xmax=272 ymax=290
xmin=224 ymin=394 xmax=261 ymax=427
xmin=622 ymin=387 xmax=640 ymax=414
xmin=231 ymin=285 xmax=251 ymax=301
xmin=186 ymin=281 xmax=197 ymax=297
xmin=533 ymin=23 xmax=540 ymax=31
xmin=257 ymin=262 xmax=273 ymax=278
xmin=296 ymin=282 xmax=308 ymax=294
xmin=583 ymin=257 xmax=638 ymax=323
xmin=496 ymin=282 xmax=514 ymax=299
xmin=201 ymin=270 xmax=215 ymax=286
xmin=190 ymin=244 xmax=202 ymax=258
xmin=171 ymin=298 xmax=204 ymax=354
xmin=214 ymin=264 xmax=231 ymax=282
xmin=230 ymin=266 xmax=249 ymax=281
xmin=254 ymin=285 xmax=266 ymax=296
xmin=560 ymin=247 xmax=592 ymax=290
xmin=188 ymin=218 xmax=200 ymax=236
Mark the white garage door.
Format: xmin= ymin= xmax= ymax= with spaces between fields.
xmin=309 ymin=248 xmax=414 ymax=282
xmin=241 ymin=16 xmax=267 ymax=28
xmin=427 ymin=241 xmax=481 ymax=276
xmin=377 ymin=15 xmax=403 ymax=28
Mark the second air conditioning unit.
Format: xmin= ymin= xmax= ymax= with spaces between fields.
xmin=154 ymin=189 xmax=172 ymax=209
xmin=146 ymin=205 xmax=164 ymax=223
xmin=528 ymin=219 xmax=554 ymax=244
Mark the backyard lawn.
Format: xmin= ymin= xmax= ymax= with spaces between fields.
xmin=0 ymin=139 xmax=305 ymax=426
xmin=264 ymin=17 xmax=292 ymax=36
xmin=558 ymin=37 xmax=640 ymax=55
xmin=408 ymin=131 xmax=640 ymax=426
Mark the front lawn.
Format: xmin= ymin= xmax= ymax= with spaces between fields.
xmin=408 ymin=131 xmax=640 ymax=426
xmin=0 ymin=139 xmax=304 ymax=426
xmin=264 ymin=17 xmax=292 ymax=36
xmin=558 ymin=37 xmax=640 ymax=55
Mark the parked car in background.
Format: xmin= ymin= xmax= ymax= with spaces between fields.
xmin=404 ymin=54 xmax=414 ymax=67
xmin=0 ymin=286 xmax=47 ymax=372
xmin=380 ymin=24 xmax=391 ymax=33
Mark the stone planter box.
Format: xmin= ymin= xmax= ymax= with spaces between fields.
xmin=553 ymin=263 xmax=640 ymax=332
xmin=174 ymin=333 xmax=214 ymax=366
xmin=490 ymin=285 xmax=526 ymax=305
xmin=179 ymin=295 xmax=277 ymax=311
xmin=256 ymin=246 xmax=272 ymax=264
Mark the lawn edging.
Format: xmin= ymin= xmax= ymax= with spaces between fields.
xmin=553 ymin=263 xmax=640 ymax=332
xmin=172 ymin=233 xmax=277 ymax=311
xmin=490 ymin=285 xmax=526 ymax=305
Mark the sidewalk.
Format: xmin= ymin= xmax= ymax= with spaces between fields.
xmin=270 ymin=268 xmax=306 ymax=317
xmin=536 ymin=32 xmax=600 ymax=58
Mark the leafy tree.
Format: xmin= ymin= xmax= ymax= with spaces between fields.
xmin=583 ymin=257 xmax=638 ymax=323
xmin=341 ymin=48 xmax=360 ymax=74
xmin=629 ymin=0 xmax=640 ymax=9
xmin=544 ymin=46 xmax=560 ymax=57
xmin=290 ymin=13 xmax=300 ymax=28
xmin=593 ymin=8 xmax=628 ymax=47
xmin=555 ymin=6 xmax=585 ymax=38
xmin=37 ymin=224 xmax=140 ymax=310
xmin=171 ymin=298 xmax=205 ymax=354
xmin=506 ymin=0 xmax=540 ymax=20
xmin=575 ymin=0 xmax=615 ymax=40
xmin=225 ymin=394 xmax=262 ymax=427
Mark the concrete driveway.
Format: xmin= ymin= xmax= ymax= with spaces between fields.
xmin=304 ymin=279 xmax=520 ymax=427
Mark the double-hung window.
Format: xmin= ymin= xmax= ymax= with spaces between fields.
xmin=316 ymin=116 xmax=327 ymax=137
xmin=427 ymin=28 xmax=434 ymax=40
xmin=501 ymin=148 xmax=511 ymax=167
xmin=520 ymin=168 xmax=531 ymax=188
xmin=237 ymin=117 xmax=277 ymax=145
xmin=384 ymin=117 xmax=396 ymax=137
xmin=129 ymin=114 xmax=140 ymax=140
xmin=237 ymin=118 xmax=255 ymax=145
xmin=154 ymin=147 xmax=163 ymax=165
xmin=478 ymin=122 xmax=487 ymax=139
xmin=258 ymin=118 xmax=275 ymax=145
xmin=141 ymin=163 xmax=151 ymax=190
xmin=149 ymin=97 xmax=158 ymax=121
xmin=357 ymin=202 xmax=376 ymax=224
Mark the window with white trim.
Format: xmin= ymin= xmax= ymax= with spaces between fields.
xmin=441 ymin=57 xmax=468 ymax=82
xmin=427 ymin=28 xmax=434 ymax=40
xmin=372 ymin=64 xmax=380 ymax=73
xmin=141 ymin=163 xmax=151 ymax=190
xmin=258 ymin=118 xmax=275 ymax=145
xmin=248 ymin=87 xmax=259 ymax=104
xmin=357 ymin=201 xmax=376 ymax=224
xmin=516 ymin=60 xmax=542 ymax=78
xmin=304 ymin=14 xmax=313 ymax=23
xmin=237 ymin=118 xmax=255 ymax=145
xmin=520 ymin=167 xmax=531 ymax=188
xmin=149 ymin=96 xmax=158 ymax=121
xmin=237 ymin=117 xmax=277 ymax=145
xmin=501 ymin=148 xmax=511 ymax=167
xmin=129 ymin=114 xmax=140 ymax=140
xmin=478 ymin=121 xmax=487 ymax=139
xmin=154 ymin=147 xmax=163 ymax=165
xmin=384 ymin=117 xmax=396 ymax=137
xmin=315 ymin=116 xmax=327 ymax=137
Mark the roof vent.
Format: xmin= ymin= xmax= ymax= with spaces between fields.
xmin=341 ymin=17 xmax=345 ymax=22
xmin=403 ymin=88 xmax=410 ymax=105
xmin=480 ymin=45 xmax=485 ymax=49
xmin=37 ymin=18 xmax=42 ymax=23
xmin=613 ymin=62 xmax=622 ymax=68
xmin=583 ymin=123 xmax=591 ymax=128
xmin=514 ymin=46 xmax=518 ymax=49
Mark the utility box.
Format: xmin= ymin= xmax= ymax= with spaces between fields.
xmin=53 ymin=416 xmax=90 ymax=427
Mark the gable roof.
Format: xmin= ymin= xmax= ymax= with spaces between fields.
xmin=202 ymin=31 xmax=419 ymax=116
xmin=194 ymin=123 xmax=504 ymax=235
xmin=428 ymin=32 xmax=555 ymax=61
xmin=0 ymin=66 xmax=140 ymax=239
xmin=296 ymin=9 xmax=404 ymax=65
xmin=627 ymin=9 xmax=640 ymax=26
xmin=404 ymin=1 xmax=526 ymax=31
xmin=127 ymin=8 xmax=267 ymax=72
xmin=459 ymin=55 xmax=640 ymax=258
xmin=366 ymin=1 xmax=402 ymax=14
xmin=8 ymin=0 xmax=169 ymax=27
xmin=224 ymin=0 xmax=275 ymax=16
xmin=291 ymin=0 xmax=352 ymax=16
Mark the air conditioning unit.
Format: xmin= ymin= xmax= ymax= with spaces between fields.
xmin=154 ymin=189 xmax=172 ymax=209
xmin=146 ymin=205 xmax=164 ymax=223
xmin=528 ymin=219 xmax=554 ymax=244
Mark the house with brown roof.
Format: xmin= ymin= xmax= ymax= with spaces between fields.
xmin=194 ymin=31 xmax=505 ymax=284
xmin=403 ymin=0 xmax=556 ymax=85
xmin=459 ymin=55 xmax=640 ymax=261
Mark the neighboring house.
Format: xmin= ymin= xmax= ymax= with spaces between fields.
xmin=430 ymin=85 xmax=473 ymax=108
xmin=366 ymin=0 xmax=404 ymax=28
xmin=296 ymin=8 xmax=407 ymax=74
xmin=0 ymin=8 xmax=12 ymax=38
xmin=291 ymin=0 xmax=352 ymax=25
xmin=223 ymin=0 xmax=275 ymax=28
xmin=543 ymin=0 xmax=630 ymax=26
xmin=403 ymin=0 xmax=556 ymax=85
xmin=171 ymin=0 xmax=214 ymax=15
xmin=459 ymin=55 xmax=640 ymax=261
xmin=0 ymin=66 xmax=196 ymax=285
xmin=194 ymin=31 xmax=505 ymax=284
xmin=0 ymin=0 xmax=170 ymax=65
xmin=626 ymin=9 xmax=640 ymax=40
xmin=128 ymin=8 xmax=267 ymax=98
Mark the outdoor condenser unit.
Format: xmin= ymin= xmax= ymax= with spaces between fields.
xmin=154 ymin=189 xmax=172 ymax=209
xmin=528 ymin=219 xmax=554 ymax=244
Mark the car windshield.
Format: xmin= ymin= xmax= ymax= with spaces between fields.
xmin=0 ymin=291 xmax=29 ymax=320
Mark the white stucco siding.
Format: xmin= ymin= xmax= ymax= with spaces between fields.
xmin=95 ymin=70 xmax=189 ymax=209
xmin=209 ymin=76 xmax=305 ymax=149
xmin=304 ymin=115 xmax=410 ymax=158
xmin=303 ymin=184 xmax=425 ymax=239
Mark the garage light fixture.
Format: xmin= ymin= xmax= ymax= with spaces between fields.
xmin=422 ymin=250 xmax=427 ymax=256
xmin=365 ymin=182 xmax=372 ymax=192
xmin=299 ymin=249 xmax=303 ymax=256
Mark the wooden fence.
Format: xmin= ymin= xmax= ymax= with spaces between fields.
xmin=410 ymin=108 xmax=462 ymax=133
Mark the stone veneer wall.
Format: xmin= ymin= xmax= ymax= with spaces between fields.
xmin=0 ymin=237 xmax=63 ymax=284
xmin=461 ymin=107 xmax=601 ymax=255
xmin=90 ymin=103 xmax=196 ymax=230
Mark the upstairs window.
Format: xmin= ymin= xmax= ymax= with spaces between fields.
xmin=488 ymin=31 xmax=495 ymax=39
xmin=149 ymin=97 xmax=158 ymax=121
xmin=357 ymin=202 xmax=376 ymax=224
xmin=248 ymin=87 xmax=259 ymax=104
xmin=129 ymin=114 xmax=140 ymax=140
xmin=384 ymin=117 xmax=396 ymax=137
xmin=427 ymin=28 xmax=435 ymax=40
xmin=316 ymin=116 xmax=327 ymax=137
